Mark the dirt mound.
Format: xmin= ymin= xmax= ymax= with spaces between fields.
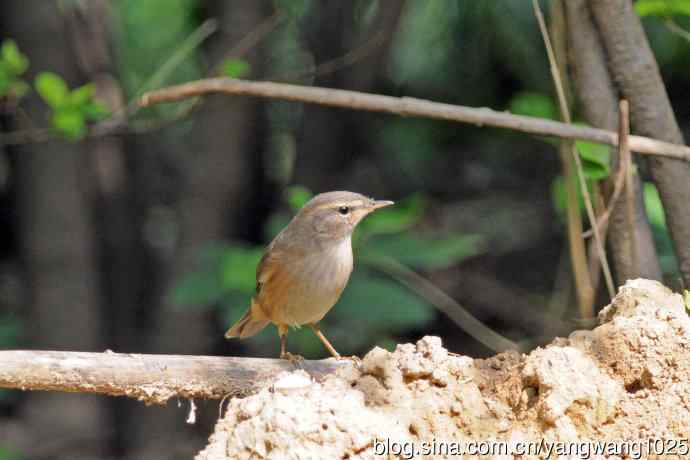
xmin=197 ymin=279 xmax=690 ymax=459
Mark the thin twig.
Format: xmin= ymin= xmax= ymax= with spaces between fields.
xmin=665 ymin=18 xmax=690 ymax=43
xmin=620 ymin=100 xmax=637 ymax=272
xmin=124 ymin=18 xmax=219 ymax=117
xmin=532 ymin=0 xmax=616 ymax=303
xmin=213 ymin=10 xmax=284 ymax=74
xmin=582 ymin=157 xmax=627 ymax=239
xmin=268 ymin=30 xmax=387 ymax=82
xmin=548 ymin=0 xmax=594 ymax=316
xmin=137 ymin=77 xmax=690 ymax=161
xmin=362 ymin=255 xmax=521 ymax=353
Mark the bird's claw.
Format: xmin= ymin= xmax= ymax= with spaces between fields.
xmin=280 ymin=352 xmax=305 ymax=367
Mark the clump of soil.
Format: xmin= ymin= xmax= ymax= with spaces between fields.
xmin=197 ymin=279 xmax=690 ymax=459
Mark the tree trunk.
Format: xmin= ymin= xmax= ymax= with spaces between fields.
xmin=588 ymin=0 xmax=690 ymax=288
xmin=564 ymin=0 xmax=662 ymax=284
xmin=1 ymin=2 xmax=108 ymax=459
xmin=64 ymin=2 xmax=150 ymax=457
xmin=127 ymin=1 xmax=266 ymax=458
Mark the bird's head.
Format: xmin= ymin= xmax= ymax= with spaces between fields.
xmin=293 ymin=191 xmax=394 ymax=245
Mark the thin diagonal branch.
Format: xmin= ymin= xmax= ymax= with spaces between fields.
xmin=362 ymin=255 xmax=521 ymax=353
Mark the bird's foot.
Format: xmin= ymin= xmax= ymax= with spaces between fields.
xmin=280 ymin=351 xmax=305 ymax=367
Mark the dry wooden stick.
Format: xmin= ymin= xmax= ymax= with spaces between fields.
xmin=138 ymin=77 xmax=690 ymax=162
xmin=543 ymin=0 xmax=594 ymax=316
xmin=620 ymin=100 xmax=637 ymax=272
xmin=0 ymin=350 xmax=344 ymax=405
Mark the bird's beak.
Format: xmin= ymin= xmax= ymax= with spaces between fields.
xmin=371 ymin=200 xmax=395 ymax=210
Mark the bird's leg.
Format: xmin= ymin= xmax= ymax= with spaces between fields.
xmin=309 ymin=323 xmax=360 ymax=366
xmin=277 ymin=324 xmax=303 ymax=364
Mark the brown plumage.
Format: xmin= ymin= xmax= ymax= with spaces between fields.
xmin=225 ymin=191 xmax=394 ymax=360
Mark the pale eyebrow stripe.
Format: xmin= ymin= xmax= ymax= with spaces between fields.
xmin=313 ymin=199 xmax=365 ymax=211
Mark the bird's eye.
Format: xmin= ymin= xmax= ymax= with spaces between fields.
xmin=338 ymin=206 xmax=350 ymax=215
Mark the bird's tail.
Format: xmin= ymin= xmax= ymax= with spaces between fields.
xmin=224 ymin=299 xmax=270 ymax=339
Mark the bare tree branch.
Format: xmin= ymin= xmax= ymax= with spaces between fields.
xmin=564 ymin=0 xmax=662 ymax=283
xmin=589 ymin=0 xmax=690 ymax=289
xmin=0 ymin=350 xmax=345 ymax=405
xmin=535 ymin=0 xmax=615 ymax=305
xmin=138 ymin=77 xmax=690 ymax=162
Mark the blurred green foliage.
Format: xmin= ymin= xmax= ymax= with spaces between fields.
xmin=507 ymin=89 xmax=680 ymax=280
xmin=0 ymin=40 xmax=29 ymax=99
xmin=116 ymin=0 xmax=202 ymax=119
xmin=636 ymin=0 xmax=690 ymax=17
xmin=0 ymin=315 xmax=21 ymax=348
xmin=508 ymin=91 xmax=610 ymax=212
xmin=35 ymin=73 xmax=108 ymax=140
xmin=173 ymin=186 xmax=482 ymax=357
xmin=644 ymin=182 xmax=677 ymax=275
xmin=0 ymin=447 xmax=22 ymax=460
xmin=222 ymin=59 xmax=251 ymax=79
xmin=389 ymin=1 xmax=460 ymax=90
xmin=1 ymin=0 xmax=687 ymax=359
xmin=509 ymin=92 xmax=558 ymax=121
xmin=575 ymin=141 xmax=611 ymax=180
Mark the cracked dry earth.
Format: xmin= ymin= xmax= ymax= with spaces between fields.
xmin=196 ymin=279 xmax=690 ymax=459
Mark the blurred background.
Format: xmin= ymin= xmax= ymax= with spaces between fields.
xmin=0 ymin=0 xmax=688 ymax=459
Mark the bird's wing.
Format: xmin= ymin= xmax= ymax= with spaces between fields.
xmin=255 ymin=223 xmax=316 ymax=318
xmin=254 ymin=247 xmax=302 ymax=321
xmin=255 ymin=250 xmax=271 ymax=295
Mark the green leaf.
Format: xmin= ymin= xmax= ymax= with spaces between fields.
xmin=222 ymin=58 xmax=251 ymax=78
xmin=68 ymin=83 xmax=94 ymax=107
xmin=684 ymin=290 xmax=690 ymax=315
xmin=1 ymin=40 xmax=29 ymax=76
xmin=357 ymin=194 xmax=425 ymax=239
xmin=171 ymin=270 xmax=225 ymax=307
xmin=576 ymin=141 xmax=610 ymax=180
xmin=364 ymin=233 xmax=483 ymax=269
xmin=35 ymin=72 xmax=69 ymax=108
xmin=285 ymin=185 xmax=313 ymax=213
xmin=82 ymin=102 xmax=110 ymax=121
xmin=51 ymin=108 xmax=86 ymax=140
xmin=551 ymin=175 xmax=569 ymax=217
xmin=635 ymin=0 xmax=690 ymax=17
xmin=643 ymin=182 xmax=667 ymax=228
xmin=508 ymin=92 xmax=557 ymax=120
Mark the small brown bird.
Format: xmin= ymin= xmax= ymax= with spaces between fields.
xmin=225 ymin=191 xmax=394 ymax=360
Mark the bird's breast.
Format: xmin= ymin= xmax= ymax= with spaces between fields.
xmin=270 ymin=237 xmax=353 ymax=326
